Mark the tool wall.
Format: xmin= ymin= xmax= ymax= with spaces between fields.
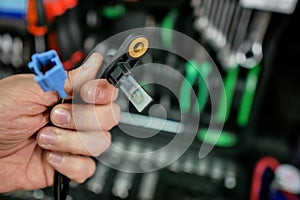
xmin=1 ymin=0 xmax=300 ymax=199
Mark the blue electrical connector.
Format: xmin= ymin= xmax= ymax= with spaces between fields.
xmin=28 ymin=50 xmax=67 ymax=99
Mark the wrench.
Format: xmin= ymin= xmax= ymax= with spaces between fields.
xmin=231 ymin=8 xmax=253 ymax=52
xmin=191 ymin=0 xmax=202 ymax=16
xmin=219 ymin=5 xmax=252 ymax=69
xmin=218 ymin=2 xmax=243 ymax=68
xmin=216 ymin=0 xmax=237 ymax=50
xmin=194 ymin=0 xmax=213 ymax=32
xmin=203 ymin=0 xmax=221 ymax=41
xmin=213 ymin=0 xmax=231 ymax=50
xmin=216 ymin=6 xmax=254 ymax=124
xmin=210 ymin=0 xmax=228 ymax=50
xmin=236 ymin=11 xmax=272 ymax=68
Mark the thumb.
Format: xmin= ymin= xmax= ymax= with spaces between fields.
xmin=64 ymin=53 xmax=103 ymax=99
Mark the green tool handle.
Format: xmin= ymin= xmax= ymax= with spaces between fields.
xmin=237 ymin=64 xmax=261 ymax=127
xmin=215 ymin=66 xmax=239 ymax=123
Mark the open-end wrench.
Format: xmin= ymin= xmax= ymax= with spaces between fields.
xmin=213 ymin=0 xmax=235 ymax=50
xmin=215 ymin=4 xmax=253 ymax=123
xmin=210 ymin=0 xmax=228 ymax=50
xmin=191 ymin=0 xmax=203 ymax=16
xmin=235 ymin=12 xmax=271 ymax=127
xmin=203 ymin=0 xmax=221 ymax=42
xmin=231 ymin=8 xmax=252 ymax=52
xmin=218 ymin=2 xmax=243 ymax=69
xmin=194 ymin=0 xmax=213 ymax=32
xmin=236 ymin=11 xmax=272 ymax=68
xmin=219 ymin=4 xmax=253 ymax=69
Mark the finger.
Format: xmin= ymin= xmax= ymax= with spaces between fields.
xmin=50 ymin=103 xmax=121 ymax=131
xmin=1 ymin=74 xmax=59 ymax=108
xmin=80 ymin=79 xmax=118 ymax=104
xmin=45 ymin=151 xmax=96 ymax=183
xmin=64 ymin=53 xmax=103 ymax=99
xmin=15 ymin=111 xmax=50 ymax=139
xmin=37 ymin=126 xmax=111 ymax=157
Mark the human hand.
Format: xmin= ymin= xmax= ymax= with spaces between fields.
xmin=0 ymin=53 xmax=120 ymax=193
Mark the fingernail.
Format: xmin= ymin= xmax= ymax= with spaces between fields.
xmin=52 ymin=108 xmax=70 ymax=125
xmin=87 ymin=85 xmax=102 ymax=102
xmin=39 ymin=130 xmax=56 ymax=146
xmin=48 ymin=152 xmax=63 ymax=164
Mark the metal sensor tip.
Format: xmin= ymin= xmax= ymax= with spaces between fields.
xmin=119 ymin=75 xmax=152 ymax=112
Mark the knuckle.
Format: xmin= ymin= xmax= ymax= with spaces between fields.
xmin=91 ymin=148 xmax=103 ymax=157
xmin=67 ymin=134 xmax=79 ymax=154
xmin=92 ymin=132 xmax=111 ymax=157
xmin=87 ymin=163 xmax=96 ymax=178
xmin=106 ymin=104 xmax=121 ymax=130
xmin=72 ymin=161 xmax=96 ymax=183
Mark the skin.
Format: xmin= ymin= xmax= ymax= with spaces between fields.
xmin=0 ymin=53 xmax=120 ymax=193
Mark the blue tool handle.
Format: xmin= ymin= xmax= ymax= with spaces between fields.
xmin=28 ymin=50 xmax=67 ymax=99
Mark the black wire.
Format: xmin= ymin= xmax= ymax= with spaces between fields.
xmin=62 ymin=174 xmax=70 ymax=199
xmin=54 ymin=170 xmax=70 ymax=200
xmin=54 ymin=171 xmax=61 ymax=200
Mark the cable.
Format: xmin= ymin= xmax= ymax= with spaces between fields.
xmin=250 ymin=156 xmax=280 ymax=200
xmin=54 ymin=171 xmax=61 ymax=200
xmin=54 ymin=171 xmax=70 ymax=200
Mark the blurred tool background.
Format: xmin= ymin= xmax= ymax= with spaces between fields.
xmin=0 ymin=0 xmax=300 ymax=199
